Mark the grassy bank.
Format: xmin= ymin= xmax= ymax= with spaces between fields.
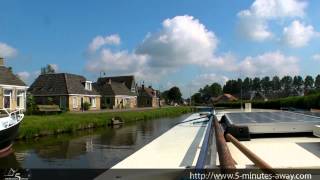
xmin=215 ymin=93 xmax=320 ymax=109
xmin=18 ymin=106 xmax=192 ymax=139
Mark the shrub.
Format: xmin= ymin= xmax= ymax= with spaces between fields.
xmin=83 ymin=102 xmax=91 ymax=111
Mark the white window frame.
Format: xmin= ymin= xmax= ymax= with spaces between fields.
xmin=72 ymin=97 xmax=78 ymax=109
xmin=91 ymin=97 xmax=96 ymax=108
xmin=3 ymin=89 xmax=12 ymax=109
xmin=16 ymin=90 xmax=25 ymax=109
xmin=85 ymin=81 xmax=92 ymax=91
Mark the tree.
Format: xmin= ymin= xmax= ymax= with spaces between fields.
xmin=261 ymin=76 xmax=271 ymax=92
xmin=293 ymin=75 xmax=304 ymax=93
xmin=252 ymin=77 xmax=261 ymax=91
xmin=41 ymin=64 xmax=56 ymax=75
xmin=191 ymin=93 xmax=202 ymax=105
xmin=315 ymin=74 xmax=320 ymax=89
xmin=281 ymin=76 xmax=293 ymax=96
xmin=242 ymin=77 xmax=252 ymax=92
xmin=271 ymin=76 xmax=281 ymax=91
xmin=304 ymin=75 xmax=314 ymax=90
xmin=167 ymin=86 xmax=182 ymax=104
xmin=161 ymin=90 xmax=169 ymax=104
xmin=209 ymin=83 xmax=222 ymax=97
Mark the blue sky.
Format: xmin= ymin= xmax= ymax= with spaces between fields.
xmin=0 ymin=0 xmax=320 ymax=97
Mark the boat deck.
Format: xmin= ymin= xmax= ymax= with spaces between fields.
xmin=217 ymin=109 xmax=320 ymax=168
xmin=96 ymin=108 xmax=320 ymax=179
xmin=113 ymin=113 xmax=209 ymax=168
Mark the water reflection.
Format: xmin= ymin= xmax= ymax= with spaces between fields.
xmin=0 ymin=114 xmax=190 ymax=169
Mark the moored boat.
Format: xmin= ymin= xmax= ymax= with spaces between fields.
xmin=0 ymin=109 xmax=24 ymax=153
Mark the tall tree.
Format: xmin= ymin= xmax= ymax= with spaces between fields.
xmin=271 ymin=76 xmax=281 ymax=91
xmin=167 ymin=86 xmax=182 ymax=103
xmin=242 ymin=77 xmax=252 ymax=92
xmin=293 ymin=75 xmax=304 ymax=93
xmin=252 ymin=77 xmax=261 ymax=91
xmin=191 ymin=93 xmax=202 ymax=105
xmin=210 ymin=83 xmax=222 ymax=97
xmin=261 ymin=76 xmax=271 ymax=92
xmin=41 ymin=64 xmax=56 ymax=75
xmin=304 ymin=75 xmax=314 ymax=90
xmin=315 ymin=74 xmax=320 ymax=89
xmin=281 ymin=76 xmax=293 ymax=96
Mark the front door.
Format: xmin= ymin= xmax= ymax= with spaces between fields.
xmin=60 ymin=96 xmax=67 ymax=111
xmin=81 ymin=97 xmax=84 ymax=111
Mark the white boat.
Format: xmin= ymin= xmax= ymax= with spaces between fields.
xmin=0 ymin=109 xmax=24 ymax=153
xmin=96 ymin=107 xmax=320 ymax=180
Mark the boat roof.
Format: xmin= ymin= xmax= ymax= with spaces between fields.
xmin=111 ymin=112 xmax=210 ymax=169
xmin=96 ymin=108 xmax=320 ymax=179
xmin=216 ymin=109 xmax=320 ymax=168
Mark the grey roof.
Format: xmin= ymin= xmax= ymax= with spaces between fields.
xmin=0 ymin=66 xmax=27 ymax=86
xmin=28 ymin=73 xmax=99 ymax=96
xmin=93 ymin=81 xmax=136 ymax=96
xmin=97 ymin=75 xmax=135 ymax=89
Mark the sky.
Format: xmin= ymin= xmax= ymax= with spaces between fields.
xmin=0 ymin=0 xmax=320 ymax=98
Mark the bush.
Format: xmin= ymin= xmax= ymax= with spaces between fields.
xmin=82 ymin=102 xmax=91 ymax=111
xmin=215 ymin=93 xmax=320 ymax=110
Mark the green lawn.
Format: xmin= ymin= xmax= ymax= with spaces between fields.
xmin=18 ymin=106 xmax=192 ymax=139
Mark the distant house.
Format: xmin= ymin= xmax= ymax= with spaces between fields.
xmin=28 ymin=73 xmax=101 ymax=111
xmin=211 ymin=93 xmax=238 ymax=104
xmin=137 ymin=85 xmax=160 ymax=107
xmin=0 ymin=58 xmax=28 ymax=111
xmin=94 ymin=76 xmax=137 ymax=109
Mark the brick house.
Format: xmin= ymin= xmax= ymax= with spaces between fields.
xmin=0 ymin=58 xmax=28 ymax=111
xmin=94 ymin=76 xmax=137 ymax=109
xmin=28 ymin=73 xmax=100 ymax=111
xmin=137 ymin=85 xmax=160 ymax=107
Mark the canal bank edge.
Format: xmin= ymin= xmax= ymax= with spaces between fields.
xmin=17 ymin=106 xmax=192 ymax=140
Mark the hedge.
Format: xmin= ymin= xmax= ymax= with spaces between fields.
xmin=215 ymin=93 xmax=320 ymax=110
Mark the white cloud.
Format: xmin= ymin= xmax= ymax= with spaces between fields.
xmin=17 ymin=71 xmax=31 ymax=82
xmin=136 ymin=15 xmax=218 ymax=68
xmin=88 ymin=34 xmax=120 ymax=52
xmin=237 ymin=11 xmax=273 ymax=41
xmin=86 ymin=15 xmax=230 ymax=80
xmin=282 ymin=20 xmax=319 ymax=48
xmin=248 ymin=0 xmax=307 ymax=19
xmin=188 ymin=73 xmax=228 ymax=89
xmin=0 ymin=42 xmax=18 ymax=58
xmin=238 ymin=51 xmax=299 ymax=77
xmin=85 ymin=48 xmax=151 ymax=79
xmin=312 ymin=54 xmax=320 ymax=61
xmin=237 ymin=0 xmax=307 ymax=41
xmin=85 ymin=16 xmax=301 ymax=94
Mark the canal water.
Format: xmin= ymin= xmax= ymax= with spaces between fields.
xmin=0 ymin=114 xmax=190 ymax=169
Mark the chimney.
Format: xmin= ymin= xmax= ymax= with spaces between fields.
xmin=0 ymin=57 xmax=4 ymax=66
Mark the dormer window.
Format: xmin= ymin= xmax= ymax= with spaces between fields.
xmin=85 ymin=81 xmax=92 ymax=91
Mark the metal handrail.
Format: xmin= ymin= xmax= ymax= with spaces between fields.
xmin=195 ymin=114 xmax=216 ymax=169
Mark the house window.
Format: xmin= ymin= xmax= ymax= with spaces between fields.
xmin=91 ymin=97 xmax=96 ymax=108
xmin=3 ymin=89 xmax=12 ymax=109
xmin=16 ymin=90 xmax=25 ymax=109
xmin=85 ymin=81 xmax=92 ymax=91
xmin=72 ymin=97 xmax=78 ymax=108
